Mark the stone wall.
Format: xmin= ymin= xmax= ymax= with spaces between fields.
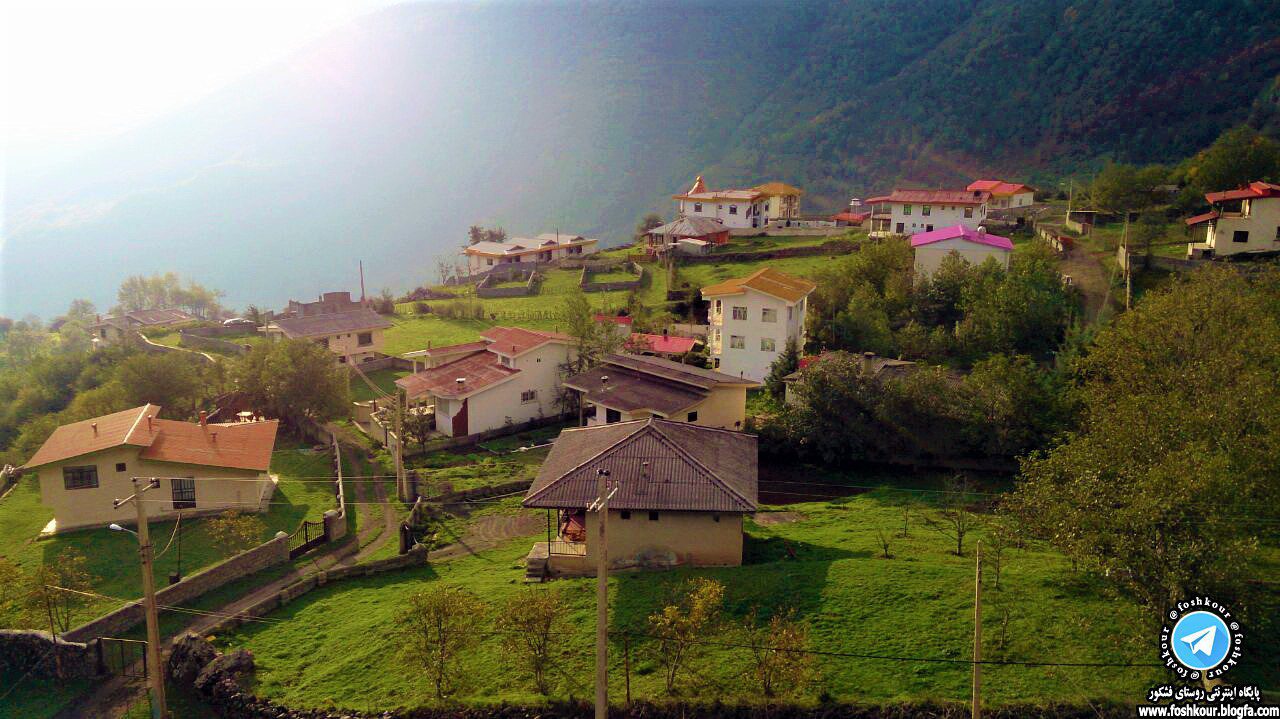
xmin=357 ymin=353 xmax=415 ymax=372
xmin=64 ymin=535 xmax=290 ymax=642
xmin=476 ymin=268 xmax=539 ymax=298
xmin=580 ymin=261 xmax=644 ymax=292
xmin=679 ymin=239 xmax=855 ymax=264
xmin=0 ymin=630 xmax=100 ymax=679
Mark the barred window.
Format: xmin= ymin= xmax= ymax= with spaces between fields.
xmin=171 ymin=478 xmax=196 ymax=509
xmin=63 ymin=465 xmax=98 ymax=490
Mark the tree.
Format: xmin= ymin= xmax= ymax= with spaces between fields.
xmin=1011 ymin=267 xmax=1280 ymax=618
xmin=243 ymin=305 xmax=265 ymax=325
xmin=233 ymin=340 xmax=351 ymax=428
xmin=1089 ymin=162 xmax=1168 ymax=214
xmin=403 ymin=407 xmax=434 ymax=452
xmin=742 ymin=608 xmax=813 ymax=697
xmin=115 ymin=352 xmax=204 ymax=417
xmin=496 ymin=587 xmax=566 ymax=695
xmin=763 ymin=338 xmax=800 ymax=401
xmin=1181 ymin=125 xmax=1280 ymax=198
xmin=634 ymin=212 xmax=664 ymax=242
xmin=396 ymin=586 xmax=486 ymax=700
xmin=27 ymin=548 xmax=97 ymax=634
xmin=647 ymin=577 xmax=724 ymax=694
xmin=925 ymin=475 xmax=977 ymax=557
xmin=467 ymin=225 xmax=485 ymax=245
xmin=205 ymin=511 xmax=266 ymax=554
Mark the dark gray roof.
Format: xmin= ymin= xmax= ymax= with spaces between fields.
xmin=272 ymin=308 xmax=392 ymax=338
xmin=523 ymin=419 xmax=757 ymax=512
xmin=598 ymin=354 xmax=758 ymax=390
xmin=649 ymin=216 xmax=727 ymax=237
xmin=564 ymin=365 xmax=708 ymax=416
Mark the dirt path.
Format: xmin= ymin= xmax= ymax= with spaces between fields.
xmin=1060 ymin=245 xmax=1117 ymax=324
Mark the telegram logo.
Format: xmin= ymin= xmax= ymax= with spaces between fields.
xmin=1160 ymin=597 xmax=1243 ymax=679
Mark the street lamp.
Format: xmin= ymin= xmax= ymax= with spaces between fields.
xmin=108 ymin=523 xmax=137 ymax=536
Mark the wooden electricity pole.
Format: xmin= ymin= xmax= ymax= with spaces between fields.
xmin=972 ymin=540 xmax=983 ymax=719
xmin=392 ymin=389 xmax=407 ymax=501
xmin=1122 ymin=215 xmax=1132 ymax=310
xmin=115 ymin=478 xmax=167 ymax=719
xmin=591 ymin=468 xmax=615 ymax=719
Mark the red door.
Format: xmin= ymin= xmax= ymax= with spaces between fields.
xmin=452 ymin=398 xmax=468 ymax=436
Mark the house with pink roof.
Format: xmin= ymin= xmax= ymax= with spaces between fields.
xmin=910 ymin=225 xmax=1013 ymax=277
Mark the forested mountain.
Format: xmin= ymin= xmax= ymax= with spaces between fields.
xmin=4 ymin=0 xmax=1278 ymax=316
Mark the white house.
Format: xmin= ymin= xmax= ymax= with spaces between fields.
xmin=1185 ymin=181 xmax=1280 ymax=259
xmin=911 ymin=225 xmax=1014 ymax=277
xmin=867 ymin=189 xmax=990 ymax=238
xmin=702 ymin=267 xmax=816 ymax=381
xmin=967 ymin=180 xmax=1036 ymax=210
xmin=395 ymin=327 xmax=575 ymax=437
xmin=462 ymin=233 xmax=599 ymax=275
xmin=672 ymin=176 xmax=802 ymax=230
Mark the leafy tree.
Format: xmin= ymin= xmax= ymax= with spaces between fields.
xmin=1089 ymin=162 xmax=1168 ymax=214
xmin=648 ymin=577 xmax=724 ymax=694
xmin=763 ymin=338 xmax=800 ymax=400
xmin=742 ymin=608 xmax=813 ymax=697
xmin=115 ymin=352 xmax=204 ymax=417
xmin=467 ymin=225 xmax=485 ymax=245
xmin=205 ymin=511 xmax=266 ymax=554
xmin=233 ymin=340 xmax=351 ymax=428
xmin=634 ymin=212 xmax=664 ymax=242
xmin=924 ymin=475 xmax=978 ymax=557
xmin=403 ymin=407 xmax=435 ymax=452
xmin=1011 ymin=267 xmax=1280 ymax=617
xmin=396 ymin=586 xmax=486 ymax=700
xmin=115 ymin=272 xmax=224 ymax=318
xmin=1180 ymin=125 xmax=1280 ymax=198
xmin=26 ymin=548 xmax=97 ymax=634
xmin=496 ymin=587 xmax=566 ymax=695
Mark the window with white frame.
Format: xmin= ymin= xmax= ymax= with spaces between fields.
xmin=761 ymin=308 xmax=777 ymax=323
xmin=730 ymin=335 xmax=745 ymax=349
xmin=521 ymin=389 xmax=537 ymax=403
xmin=732 ymin=306 xmax=747 ymax=321
xmin=922 ymin=205 xmax=931 ymax=216
xmin=787 ymin=306 xmax=793 ymax=320
xmin=714 ymin=299 xmax=722 ymax=315
xmin=903 ymin=204 xmax=912 ymax=215
xmin=964 ymin=207 xmax=974 ymax=218
xmin=729 ymin=205 xmax=738 ymax=215
xmin=760 ymin=337 xmax=776 ymax=352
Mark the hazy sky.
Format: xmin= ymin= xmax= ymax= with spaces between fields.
xmin=3 ymin=0 xmax=393 ymax=156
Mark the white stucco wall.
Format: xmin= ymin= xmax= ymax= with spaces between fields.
xmin=1202 ymin=197 xmax=1280 ymax=256
xmin=913 ymin=239 xmax=1011 ymax=277
xmin=677 ymin=198 xmax=765 ymax=229
xmin=871 ymin=202 xmax=987 ymax=237
xmin=708 ymin=288 xmax=808 ymax=382
xmin=433 ymin=342 xmax=574 ymax=437
xmin=587 ymin=385 xmax=748 ymax=430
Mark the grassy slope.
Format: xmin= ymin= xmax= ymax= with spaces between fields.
xmin=0 ymin=449 xmax=338 ymax=629
xmin=218 ymin=489 xmax=1166 ymax=710
xmin=350 ymin=368 xmax=409 ymax=403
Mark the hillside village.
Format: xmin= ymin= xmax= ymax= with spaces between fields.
xmin=2 ymin=124 xmax=1280 ymax=719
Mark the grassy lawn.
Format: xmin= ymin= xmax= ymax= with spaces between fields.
xmin=0 ymin=446 xmax=339 ymax=629
xmin=674 ymin=253 xmax=846 ymax=292
xmin=587 ymin=269 xmax=640 ymax=283
xmin=405 ymin=443 xmax=550 ymax=496
xmin=349 ymin=368 xmax=409 ymax=402
xmin=713 ymin=232 xmax=857 ymax=253
xmin=216 ymin=484 xmax=1173 ymax=709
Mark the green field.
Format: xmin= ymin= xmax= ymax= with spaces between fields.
xmin=350 ymin=368 xmax=409 ymax=402
xmin=0 ymin=447 xmax=339 ymax=629
xmin=215 ymin=485 xmax=1169 ymax=710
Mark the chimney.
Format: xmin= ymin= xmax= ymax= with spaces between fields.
xmin=146 ymin=415 xmax=154 ymax=432
xmin=862 ymin=351 xmax=875 ymax=375
xmin=199 ymin=410 xmax=208 ymax=427
xmin=91 ymin=422 xmax=98 ymax=437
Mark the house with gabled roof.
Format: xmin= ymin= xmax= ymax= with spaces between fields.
xmin=462 ymin=233 xmax=600 ymax=275
xmin=967 ymin=180 xmax=1036 ymax=209
xmin=911 ymin=225 xmax=1013 ymax=277
xmin=1185 ymin=181 xmax=1280 ymax=259
xmin=867 ymin=188 xmax=990 ymax=238
xmin=673 ymin=176 xmax=803 ymax=230
xmin=90 ymin=308 xmax=197 ymax=346
xmin=564 ymin=353 xmax=757 ymax=429
xmin=522 ymin=418 xmax=757 ymax=578
xmin=702 ymin=267 xmax=816 ymax=381
xmin=264 ymin=307 xmax=392 ymax=364
xmin=395 ymin=326 xmax=576 ymax=437
xmin=21 ymin=405 xmax=278 ymax=534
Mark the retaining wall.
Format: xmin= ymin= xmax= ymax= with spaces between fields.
xmin=0 ymin=630 xmax=100 ymax=679
xmin=180 ymin=331 xmax=250 ymax=355
xmin=358 ymin=354 xmax=415 ymax=373
xmin=64 ymin=535 xmax=290 ymax=642
xmin=679 ymin=239 xmax=855 ymax=264
xmin=580 ymin=261 xmax=644 ymax=292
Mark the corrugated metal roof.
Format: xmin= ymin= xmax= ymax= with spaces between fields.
xmin=272 ymin=308 xmax=392 ymax=338
xmin=564 ymin=366 xmax=708 ymax=416
xmin=523 ymin=419 xmax=757 ymax=512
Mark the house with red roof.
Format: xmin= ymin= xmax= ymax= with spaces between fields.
xmin=966 ymin=180 xmax=1036 ymax=210
xmin=911 ymin=225 xmax=1013 ymax=277
xmin=395 ymin=327 xmax=576 ymax=437
xmin=672 ymin=176 xmax=802 ymax=230
xmin=1184 ymin=181 xmax=1280 ymax=259
xmin=866 ymin=188 xmax=990 ymax=238
xmin=22 ymin=405 xmax=279 ymax=533
xmin=623 ymin=332 xmax=698 ymax=360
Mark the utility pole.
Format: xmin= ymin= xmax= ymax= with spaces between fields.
xmin=590 ymin=468 xmax=615 ymax=719
xmin=1121 ymin=215 xmax=1132 ymax=310
xmin=114 ymin=478 xmax=167 ymax=719
xmin=392 ymin=389 xmax=407 ymax=501
xmin=972 ymin=540 xmax=983 ymax=719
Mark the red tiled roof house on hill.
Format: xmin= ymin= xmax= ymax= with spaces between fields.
xmin=1185 ymin=181 xmax=1280 ymax=259
xmin=967 ymin=180 xmax=1036 ymax=209
xmin=522 ymin=418 xmax=758 ymax=579
xmin=867 ymin=188 xmax=990 ymax=238
xmin=672 ymin=176 xmax=803 ymax=230
xmin=395 ymin=327 xmax=576 ymax=438
xmin=22 ymin=405 xmax=279 ymax=534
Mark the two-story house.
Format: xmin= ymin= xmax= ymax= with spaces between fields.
xmin=265 ymin=307 xmax=392 ymax=364
xmin=23 ymin=405 xmax=278 ymax=534
xmin=867 ymin=189 xmax=990 ymax=238
xmin=967 ymin=180 xmax=1036 ymax=210
xmin=672 ymin=177 xmax=803 ymax=230
xmin=702 ymin=267 xmax=816 ymax=381
xmin=395 ymin=327 xmax=575 ymax=437
xmin=462 ymin=233 xmax=599 ymax=275
xmin=564 ymin=353 xmax=758 ymax=429
xmin=1185 ymin=181 xmax=1280 ymax=259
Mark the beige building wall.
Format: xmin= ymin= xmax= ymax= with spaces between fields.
xmin=586 ymin=385 xmax=747 ymax=430
xmin=37 ymin=446 xmax=272 ymax=532
xmin=709 ymin=288 xmax=808 ymax=381
xmin=549 ymin=509 xmax=744 ymax=575
xmin=913 ymin=239 xmax=1011 ymax=278
xmin=1196 ymin=197 xmax=1280 ymax=257
xmin=321 ymin=327 xmax=385 ymax=364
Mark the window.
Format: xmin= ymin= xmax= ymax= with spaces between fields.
xmin=693 ymin=202 xmax=702 ymax=213
xmin=520 ymin=389 xmax=537 ymax=403
xmin=686 ymin=411 xmax=698 ymax=422
xmin=712 ymin=358 xmax=721 ymax=368
xmin=714 ymin=299 xmax=722 ymax=315
xmin=926 ymin=225 xmax=934 ymax=232
xmin=63 ymin=465 xmax=98 ymax=490
xmin=501 ymin=355 xmax=512 ymax=367
xmin=338 ymin=356 xmax=347 ymax=364
xmin=606 ymin=408 xmax=621 ymax=424
xmin=729 ymin=335 xmax=745 ymax=349
xmin=760 ymin=337 xmax=776 ymax=352
xmin=115 ymin=462 xmax=127 ymax=473
xmin=896 ymin=222 xmax=904 ymax=234
xmin=1233 ymin=230 xmax=1250 ymax=243
xmin=1275 ymin=227 xmax=1280 ymax=242
xmin=713 ymin=514 xmax=721 ymax=523
xmin=171 ymin=477 xmax=196 ymax=509
xmin=922 ymin=205 xmax=931 ymax=216
xmin=787 ymin=306 xmax=793 ymax=321
xmin=761 ymin=308 xmax=777 ymax=323
xmin=357 ymin=332 xmax=373 ymax=347
xmin=648 ymin=511 xmax=660 ymax=521
xmin=620 ymin=510 xmax=631 ymax=520
xmin=729 ymin=205 xmax=738 ymax=215
xmin=964 ymin=207 xmax=974 ymax=218
xmin=732 ymin=306 xmax=747 ymax=321
xmin=902 ymin=204 xmax=912 ymax=215
xmin=486 ymin=258 xmax=494 ymax=266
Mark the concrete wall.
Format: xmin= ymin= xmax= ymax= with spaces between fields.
xmin=581 ymin=262 xmax=644 ymax=293
xmin=913 ymin=239 xmax=1011 ymax=278
xmin=677 ymin=198 xmax=765 ymax=229
xmin=64 ymin=534 xmax=289 ymax=642
xmin=549 ymin=509 xmax=744 ymax=575
xmin=708 ymin=288 xmax=808 ymax=382
xmin=37 ymin=446 xmax=273 ymax=532
xmin=1199 ymin=197 xmax=1280 ymax=256
xmin=445 ymin=342 xmax=572 ymax=437
xmin=871 ymin=203 xmax=986 ymax=237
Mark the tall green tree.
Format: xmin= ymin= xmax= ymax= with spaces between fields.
xmin=234 ymin=340 xmax=351 ymax=428
xmin=1089 ymin=161 xmax=1168 ymax=214
xmin=1181 ymin=125 xmax=1280 ymax=197
xmin=764 ymin=338 xmax=800 ymax=401
xmin=634 ymin=212 xmax=664 ymax=242
xmin=115 ymin=352 xmax=205 ymax=417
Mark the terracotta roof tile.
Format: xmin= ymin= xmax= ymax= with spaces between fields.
xmin=24 ymin=405 xmax=157 ymax=467
xmin=396 ymin=350 xmax=517 ymax=400
xmin=701 ymin=267 xmax=816 ymax=303
xmin=480 ymin=326 xmax=572 ymax=356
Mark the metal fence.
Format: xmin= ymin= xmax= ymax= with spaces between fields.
xmin=97 ymin=636 xmax=148 ymax=678
xmin=288 ymin=520 xmax=327 ymax=559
